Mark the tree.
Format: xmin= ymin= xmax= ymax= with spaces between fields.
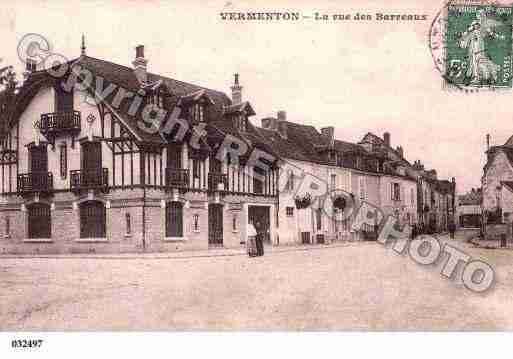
xmin=0 ymin=65 xmax=17 ymax=91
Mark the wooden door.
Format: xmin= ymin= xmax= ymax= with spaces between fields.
xmin=167 ymin=143 xmax=182 ymax=169
xmin=165 ymin=202 xmax=183 ymax=237
xmin=81 ymin=142 xmax=102 ymax=185
xmin=29 ymin=145 xmax=48 ymax=191
xmin=28 ymin=203 xmax=51 ymax=238
xmin=29 ymin=145 xmax=48 ymax=173
xmin=208 ymin=204 xmax=223 ymax=245
xmin=209 ymin=154 xmax=222 ymax=173
xmin=55 ymin=83 xmax=74 ymax=112
xmin=248 ymin=206 xmax=270 ymax=243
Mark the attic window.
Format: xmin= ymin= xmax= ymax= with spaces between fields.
xmin=190 ymin=103 xmax=204 ymax=123
xmin=150 ymin=92 xmax=164 ymax=108
xmin=236 ymin=114 xmax=247 ymax=132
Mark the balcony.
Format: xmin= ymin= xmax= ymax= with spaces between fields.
xmin=39 ymin=111 xmax=81 ymax=136
xmin=165 ymin=168 xmax=190 ymax=188
xmin=70 ymin=168 xmax=109 ymax=193
xmin=17 ymin=172 xmax=53 ymax=194
xmin=208 ymin=172 xmax=227 ymax=191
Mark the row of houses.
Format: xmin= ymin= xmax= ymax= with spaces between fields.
xmin=481 ymin=135 xmax=513 ymax=239
xmin=0 ymin=42 xmax=456 ymax=254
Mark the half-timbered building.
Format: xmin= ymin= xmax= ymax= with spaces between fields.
xmin=0 ymin=43 xmax=278 ymax=254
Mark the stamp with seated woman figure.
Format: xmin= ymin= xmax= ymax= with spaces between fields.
xmin=430 ymin=1 xmax=513 ymax=91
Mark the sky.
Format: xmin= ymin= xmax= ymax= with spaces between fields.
xmin=0 ymin=0 xmax=511 ymax=194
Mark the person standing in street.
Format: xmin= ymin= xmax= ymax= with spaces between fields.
xmin=255 ymin=220 xmax=264 ymax=256
xmin=247 ymin=220 xmax=258 ymax=257
xmin=448 ymin=221 xmax=456 ymax=239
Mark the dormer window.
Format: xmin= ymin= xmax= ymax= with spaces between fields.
xmin=154 ymin=94 xmax=163 ymax=107
xmin=236 ymin=114 xmax=247 ymax=132
xmin=149 ymin=91 xmax=164 ymax=108
xmin=191 ymin=103 xmax=204 ymax=123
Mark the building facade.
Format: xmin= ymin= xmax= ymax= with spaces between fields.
xmin=257 ymin=118 xmax=432 ymax=245
xmin=457 ymin=188 xmax=482 ymax=229
xmin=0 ymin=45 xmax=279 ymax=254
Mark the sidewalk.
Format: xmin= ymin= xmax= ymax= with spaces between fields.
xmin=0 ymin=240 xmax=377 ymax=260
xmin=468 ymin=238 xmax=513 ymax=250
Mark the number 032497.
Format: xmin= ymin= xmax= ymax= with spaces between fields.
xmin=11 ymin=339 xmax=43 ymax=349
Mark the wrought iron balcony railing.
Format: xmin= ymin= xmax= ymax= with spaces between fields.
xmin=165 ymin=168 xmax=190 ymax=188
xmin=70 ymin=168 xmax=109 ymax=192
xmin=208 ymin=172 xmax=228 ymax=191
xmin=39 ymin=110 xmax=81 ymax=134
xmin=17 ymin=172 xmax=53 ymax=194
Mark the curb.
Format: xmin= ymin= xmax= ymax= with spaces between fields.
xmin=0 ymin=241 xmax=378 ymax=260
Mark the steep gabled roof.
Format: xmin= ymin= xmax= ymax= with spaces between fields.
xmin=502 ymin=181 xmax=513 ymax=193
xmin=223 ymin=101 xmax=255 ymax=116
xmin=2 ymin=55 xmax=274 ymax=160
xmin=256 ymin=122 xmax=326 ymax=164
xmin=484 ymin=145 xmax=513 ymax=173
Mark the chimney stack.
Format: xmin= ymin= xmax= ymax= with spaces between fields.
xmin=132 ymin=45 xmax=148 ymax=84
xmin=383 ymin=132 xmax=390 ymax=147
xmin=261 ymin=117 xmax=277 ymax=131
xmin=231 ymin=73 xmax=242 ymax=104
xmin=396 ymin=146 xmax=403 ymax=158
xmin=277 ymin=111 xmax=287 ymax=139
xmin=321 ymin=126 xmax=335 ymax=148
xmin=23 ymin=58 xmax=37 ymax=79
xmin=486 ymin=133 xmax=490 ymax=152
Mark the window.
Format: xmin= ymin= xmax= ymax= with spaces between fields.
xmin=191 ymin=103 xmax=204 ymax=123
xmin=232 ymin=215 xmax=238 ymax=232
xmin=151 ymin=92 xmax=163 ymax=108
xmin=391 ymin=183 xmax=401 ymax=201
xmin=28 ymin=203 xmax=52 ymax=239
xmin=331 ymin=174 xmax=336 ymax=190
xmin=253 ymin=166 xmax=264 ymax=194
xmin=55 ymin=83 xmax=74 ymax=112
xmin=80 ymin=201 xmax=106 ymax=238
xmin=235 ymin=115 xmax=247 ymax=132
xmin=193 ymin=159 xmax=200 ymax=179
xmin=411 ymin=188 xmax=415 ymax=206
xmin=286 ymin=207 xmax=294 ymax=217
xmin=166 ymin=201 xmax=183 ymax=237
xmin=286 ymin=170 xmax=295 ymax=191
xmin=193 ymin=214 xmax=200 ymax=232
xmin=316 ymin=208 xmax=322 ymax=230
xmin=167 ymin=143 xmax=182 ymax=169
xmin=125 ymin=212 xmax=131 ymax=235
xmin=359 ymin=177 xmax=366 ymax=200
xmin=60 ymin=143 xmax=67 ymax=179
xmin=5 ymin=216 xmax=10 ymax=237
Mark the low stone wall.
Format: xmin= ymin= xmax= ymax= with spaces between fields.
xmin=484 ymin=223 xmax=508 ymax=241
xmin=458 ymin=227 xmax=481 ymax=241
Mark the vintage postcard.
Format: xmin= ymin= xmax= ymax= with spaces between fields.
xmin=1 ymin=0 xmax=513 ymax=354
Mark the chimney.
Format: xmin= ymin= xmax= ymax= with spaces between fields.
xmin=132 ymin=45 xmax=148 ymax=84
xmin=383 ymin=132 xmax=390 ymax=147
xmin=321 ymin=126 xmax=335 ymax=148
xmin=231 ymin=73 xmax=242 ymax=104
xmin=23 ymin=58 xmax=37 ymax=79
xmin=261 ymin=117 xmax=277 ymax=131
xmin=486 ymin=133 xmax=490 ymax=152
xmin=396 ymin=146 xmax=403 ymax=158
xmin=277 ymin=111 xmax=287 ymax=139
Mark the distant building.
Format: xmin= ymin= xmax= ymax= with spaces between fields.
xmin=482 ymin=134 xmax=513 ymax=224
xmin=456 ymin=188 xmax=482 ymax=228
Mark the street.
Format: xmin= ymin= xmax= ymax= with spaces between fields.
xmin=1 ymin=234 xmax=512 ymax=330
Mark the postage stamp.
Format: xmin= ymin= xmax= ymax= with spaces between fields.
xmin=430 ymin=1 xmax=513 ymax=91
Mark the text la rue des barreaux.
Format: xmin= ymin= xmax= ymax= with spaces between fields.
xmin=219 ymin=12 xmax=428 ymax=22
